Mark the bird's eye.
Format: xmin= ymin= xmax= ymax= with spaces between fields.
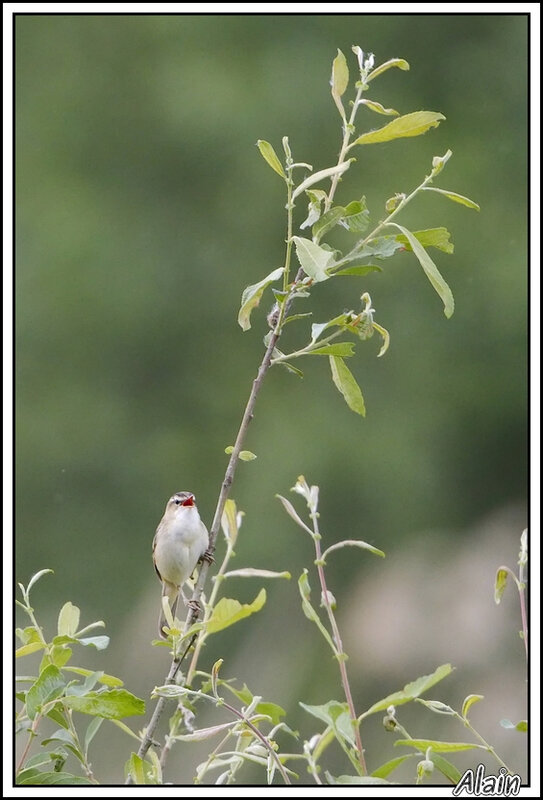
xmin=173 ymin=498 xmax=181 ymax=505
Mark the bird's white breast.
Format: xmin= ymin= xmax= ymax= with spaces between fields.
xmin=154 ymin=507 xmax=208 ymax=587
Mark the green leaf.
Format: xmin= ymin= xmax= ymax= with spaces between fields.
xmin=431 ymin=753 xmax=463 ymax=784
xmin=396 ymin=227 xmax=454 ymax=255
xmin=239 ymin=450 xmax=257 ymax=461
xmin=26 ymin=568 xmax=54 ymax=595
xmin=300 ymin=699 xmax=349 ymax=729
xmin=26 ymin=665 xmax=66 ymax=720
xmin=220 ymin=497 xmax=240 ymax=544
xmin=326 ymin=773 xmax=391 ymax=785
xmin=63 ymin=666 xmax=123 ymax=688
xmin=238 ymin=267 xmax=284 ymax=331
xmin=46 ymin=703 xmax=70 ymax=729
xmin=292 ymin=162 xmax=353 ymax=202
xmin=222 ymin=568 xmax=291 ymax=580
xmin=371 ymin=754 xmax=417 ymax=779
xmin=340 ymin=198 xmax=370 ymax=233
xmin=494 ymin=567 xmax=509 ymax=603
xmin=394 ymin=738 xmax=484 ymax=753
xmin=332 ymin=265 xmax=382 ymax=277
xmin=422 ymin=186 xmax=480 ymax=210
xmin=313 ymin=206 xmax=345 ymax=241
xmin=57 ymin=602 xmax=80 ymax=637
xmin=300 ymin=189 xmax=327 ymax=230
xmin=275 ymin=495 xmax=314 ymax=536
xmin=84 ymin=717 xmax=104 ymax=755
xmin=65 ymin=670 xmax=103 ymax=697
xmin=110 ymin=718 xmax=143 ymax=742
xmin=359 ymin=98 xmax=399 ymax=116
xmin=16 ymin=642 xmax=46 ymax=658
xmin=362 ymin=664 xmax=454 ymax=716
xmin=284 ymin=312 xmax=313 ymax=325
xmin=17 ymin=772 xmax=94 ymax=785
xmin=256 ymin=140 xmax=286 ymax=179
xmin=462 ymin=694 xmax=484 ymax=719
xmin=297 ymin=571 xmax=337 ymax=653
xmin=500 ymin=718 xmax=527 ymax=732
xmin=300 ymin=701 xmax=355 ymax=748
xmin=48 ymin=645 xmax=72 ymax=668
xmin=352 ymin=111 xmax=445 ymax=146
xmin=366 ymin=57 xmax=410 ymax=82
xmin=78 ymin=635 xmax=109 ymax=650
xmin=173 ymin=720 xmax=237 ymax=742
xmin=387 ymin=222 xmax=454 ymax=318
xmin=311 ymin=314 xmax=350 ymax=341
xmin=256 ymin=701 xmax=287 ymax=726
xmin=126 ymin=753 xmax=147 ymax=785
xmin=322 ymin=539 xmax=385 ymax=561
xmin=355 ymin=236 xmax=403 ymax=261
xmin=417 ymin=699 xmax=455 ymax=715
xmin=64 ymin=689 xmax=145 ymax=719
xmin=291 ymin=236 xmax=335 ymax=282
xmin=308 ymin=342 xmax=356 ymax=357
xmin=331 ymin=49 xmax=349 ymax=118
xmin=206 ymin=589 xmax=266 ymax=634
xmin=329 ymin=356 xmax=366 ymax=416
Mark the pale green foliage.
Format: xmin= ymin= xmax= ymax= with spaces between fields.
xmin=15 ymin=570 xmax=145 ymax=785
xmin=248 ymin=44 xmax=479 ymax=417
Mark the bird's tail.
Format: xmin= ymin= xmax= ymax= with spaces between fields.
xmin=158 ymin=581 xmax=179 ymax=639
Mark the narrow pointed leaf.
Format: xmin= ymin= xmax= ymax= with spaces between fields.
xmin=276 ymin=495 xmax=314 ymax=536
xmin=238 ymin=267 xmax=284 ymax=331
xmin=298 ymin=573 xmax=336 ymax=652
xmin=394 ymin=739 xmax=484 ymax=753
xmin=222 ymin=568 xmax=291 ymax=580
xmin=371 ymin=754 xmax=417 ymax=779
xmin=422 ymin=187 xmax=480 ymax=210
xmin=367 ymin=58 xmax=410 ymax=82
xmin=329 ymin=356 xmax=366 ymax=416
xmin=63 ymin=666 xmax=123 ymax=688
xmin=308 ymin=343 xmax=356 ymax=357
xmin=331 ymin=49 xmax=349 ymax=118
xmin=322 ymin=539 xmax=385 ymax=561
xmin=332 ymin=265 xmax=382 ymax=277
xmin=462 ymin=694 xmax=484 ymax=719
xmin=292 ymin=162 xmax=352 ymax=201
xmin=352 ymin=111 xmax=445 ymax=146
xmin=431 ymin=753 xmax=463 ymax=784
xmin=387 ymin=222 xmax=454 ymax=317
xmin=359 ymin=99 xmax=399 ymax=116
xmin=16 ymin=642 xmax=46 ymax=658
xmin=26 ymin=569 xmax=54 ymax=595
xmin=362 ymin=664 xmax=454 ymax=716
xmin=494 ymin=567 xmax=509 ymax=604
xmin=256 ymin=140 xmax=286 ymax=179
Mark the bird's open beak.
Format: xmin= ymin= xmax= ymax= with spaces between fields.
xmin=182 ymin=495 xmax=195 ymax=507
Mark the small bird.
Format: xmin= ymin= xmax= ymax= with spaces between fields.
xmin=152 ymin=491 xmax=209 ymax=638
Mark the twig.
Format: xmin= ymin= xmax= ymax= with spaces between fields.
xmin=126 ymin=331 xmax=281 ymax=782
xmin=310 ymin=510 xmax=367 ymax=775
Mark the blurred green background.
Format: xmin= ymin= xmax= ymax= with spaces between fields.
xmin=16 ymin=13 xmax=528 ymax=785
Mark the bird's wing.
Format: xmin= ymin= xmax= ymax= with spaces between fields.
xmin=152 ymin=530 xmax=162 ymax=581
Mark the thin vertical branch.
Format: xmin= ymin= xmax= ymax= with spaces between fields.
xmin=310 ymin=510 xmax=367 ymax=776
